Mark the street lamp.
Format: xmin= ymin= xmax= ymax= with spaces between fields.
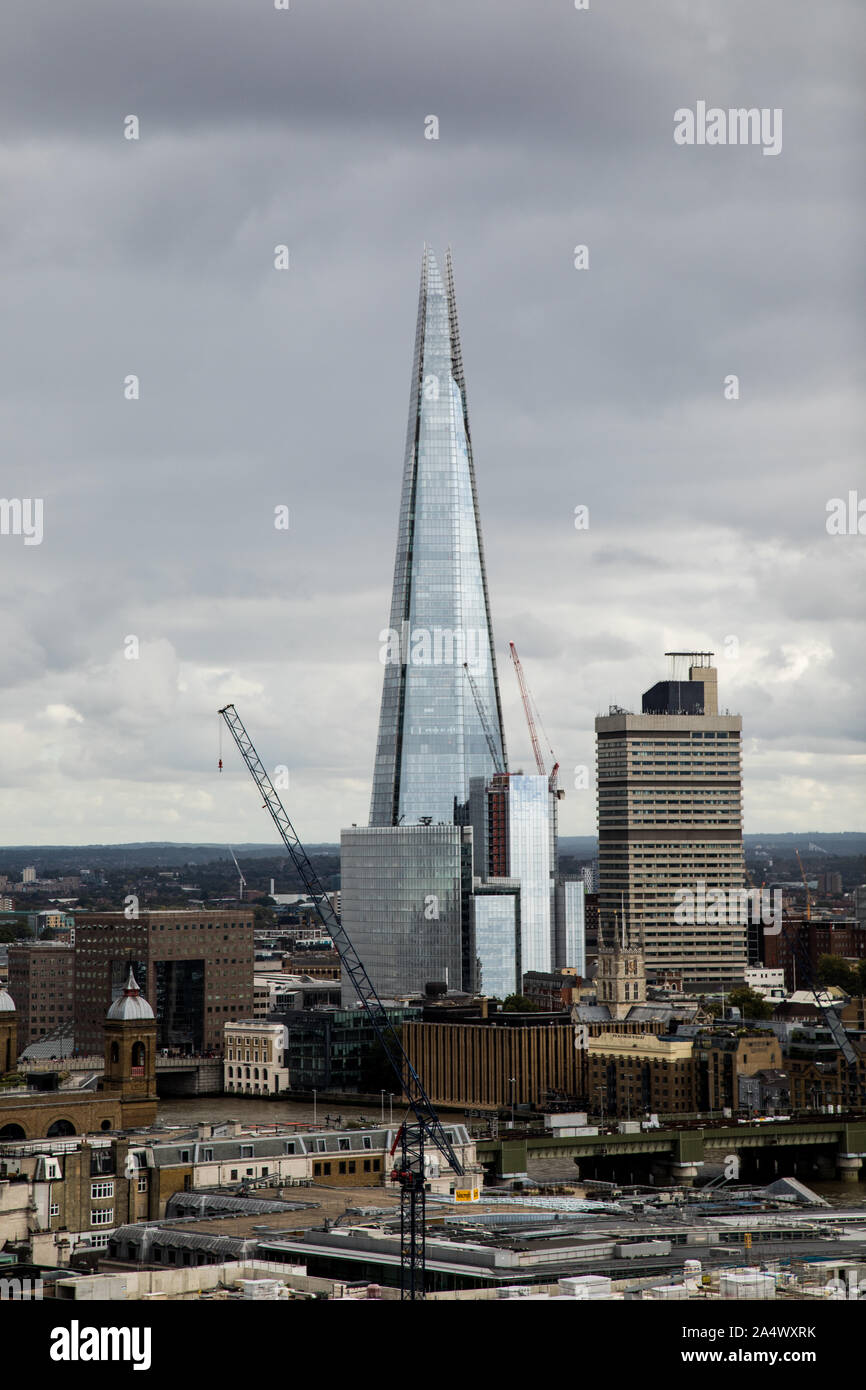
xmin=312 ymin=1088 xmax=317 ymax=1127
xmin=380 ymin=1089 xmax=386 ymax=1124
xmin=389 ymin=1093 xmax=394 ymax=1126
xmin=508 ymin=1076 xmax=516 ymax=1128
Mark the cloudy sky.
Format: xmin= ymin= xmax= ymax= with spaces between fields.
xmin=1 ymin=0 xmax=863 ymax=845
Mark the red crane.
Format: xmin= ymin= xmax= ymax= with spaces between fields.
xmin=509 ymin=641 xmax=546 ymax=776
xmin=508 ymin=642 xmax=561 ymax=794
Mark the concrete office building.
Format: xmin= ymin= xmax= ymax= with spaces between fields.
xmin=595 ymin=654 xmax=746 ymax=989
xmin=73 ymin=910 xmax=255 ymax=1055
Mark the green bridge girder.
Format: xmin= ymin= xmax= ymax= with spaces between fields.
xmin=477 ymin=1118 xmax=866 ymax=1178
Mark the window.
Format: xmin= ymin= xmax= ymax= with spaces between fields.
xmin=230 ymin=1169 xmax=238 ymax=1180
xmin=50 ymin=1202 xmax=60 ymax=1216
xmin=338 ymin=1137 xmax=350 ymax=1151
xmin=339 ymin=1161 xmax=346 ymax=1175
xmin=363 ymin=1136 xmax=372 ymax=1150
xmin=241 ymin=1145 xmax=253 ymax=1158
xmin=91 ymin=1181 xmax=114 ymax=1200
xmin=348 ymin=1161 xmax=356 ymax=1174
xmin=363 ymin=1160 xmax=371 ymax=1173
xmin=91 ymin=1208 xmax=114 ymax=1226
xmin=137 ymin=1175 xmax=148 ymax=1193
xmin=283 ymin=1142 xmax=295 ymax=1155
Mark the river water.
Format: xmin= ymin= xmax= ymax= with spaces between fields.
xmin=157 ymin=1095 xmax=464 ymax=1130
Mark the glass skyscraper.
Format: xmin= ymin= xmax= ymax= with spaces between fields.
xmin=340 ymin=824 xmax=473 ymax=1002
xmin=341 ymin=249 xmax=559 ymax=1003
xmin=369 ymin=247 xmax=506 ymax=828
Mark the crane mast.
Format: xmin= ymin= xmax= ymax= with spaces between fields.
xmin=228 ymin=845 xmax=246 ymax=900
xmin=217 ymin=703 xmax=464 ymax=1299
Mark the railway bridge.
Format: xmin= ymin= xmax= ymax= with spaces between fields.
xmin=476 ymin=1118 xmax=866 ymax=1187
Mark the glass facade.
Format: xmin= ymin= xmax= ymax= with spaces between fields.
xmin=556 ymin=878 xmax=586 ymax=975
xmin=370 ymin=248 xmax=506 ymax=827
xmin=507 ymin=775 xmax=552 ymax=977
xmin=472 ymin=886 xmax=520 ymax=999
xmin=340 ymin=825 xmax=473 ymax=1002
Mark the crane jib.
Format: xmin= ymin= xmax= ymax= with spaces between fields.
xmin=217 ymin=704 xmax=464 ymax=1178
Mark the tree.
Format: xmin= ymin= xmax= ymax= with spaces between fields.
xmin=726 ymin=986 xmax=774 ymax=1021
xmin=817 ymin=955 xmax=857 ymax=994
xmin=502 ymin=994 xmax=542 ymax=1013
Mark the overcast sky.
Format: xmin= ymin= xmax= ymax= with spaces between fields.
xmin=1 ymin=0 xmax=863 ymax=846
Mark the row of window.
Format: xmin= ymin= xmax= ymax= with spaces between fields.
xmin=312 ymin=1158 xmax=382 ymax=1177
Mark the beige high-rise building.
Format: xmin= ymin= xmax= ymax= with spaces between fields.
xmin=595 ymin=653 xmax=746 ymax=989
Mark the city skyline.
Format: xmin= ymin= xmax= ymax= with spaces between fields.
xmin=1 ymin=0 xmax=862 ymax=846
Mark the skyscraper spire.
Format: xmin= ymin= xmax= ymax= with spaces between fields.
xmin=369 ymin=247 xmax=506 ymax=827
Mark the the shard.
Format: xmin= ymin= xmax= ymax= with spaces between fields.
xmin=369 ymin=247 xmax=507 ymax=827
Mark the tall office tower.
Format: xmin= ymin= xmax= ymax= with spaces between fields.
xmin=595 ymin=654 xmax=746 ymax=990
xmin=486 ymin=773 xmax=553 ymax=976
xmin=343 ymin=249 xmax=508 ymax=1001
xmin=369 ymin=246 xmax=506 ymax=827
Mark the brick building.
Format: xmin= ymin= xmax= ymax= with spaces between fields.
xmin=404 ymin=1013 xmax=580 ymax=1111
xmin=0 ymin=972 xmax=157 ymax=1142
xmin=585 ymin=1033 xmax=697 ymax=1116
xmin=7 ymin=943 xmax=75 ymax=1045
xmin=764 ymin=918 xmax=866 ymax=991
xmin=73 ymin=910 xmax=255 ymax=1054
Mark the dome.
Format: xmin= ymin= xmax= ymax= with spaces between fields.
xmin=106 ymin=969 xmax=154 ymax=1021
xmin=0 ymin=987 xmax=15 ymax=1014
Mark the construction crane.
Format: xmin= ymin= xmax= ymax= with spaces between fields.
xmin=508 ymin=642 xmax=562 ymax=797
xmin=217 ymin=703 xmax=464 ymax=1300
xmin=228 ymin=846 xmax=246 ymax=900
xmin=463 ymin=663 xmax=504 ymax=775
xmin=774 ymin=850 xmax=860 ymax=1086
xmin=795 ymin=849 xmax=812 ymax=922
xmin=509 ymin=641 xmax=546 ymax=776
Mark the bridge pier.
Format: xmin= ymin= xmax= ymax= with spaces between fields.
xmin=837 ymin=1154 xmax=863 ymax=1184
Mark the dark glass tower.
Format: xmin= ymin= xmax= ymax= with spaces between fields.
xmin=369 ymin=247 xmax=506 ymax=827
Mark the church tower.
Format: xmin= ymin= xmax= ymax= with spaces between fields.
xmin=596 ymin=940 xmax=646 ymax=1021
xmin=102 ymin=969 xmax=157 ymax=1100
xmin=0 ymin=987 xmax=17 ymax=1074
